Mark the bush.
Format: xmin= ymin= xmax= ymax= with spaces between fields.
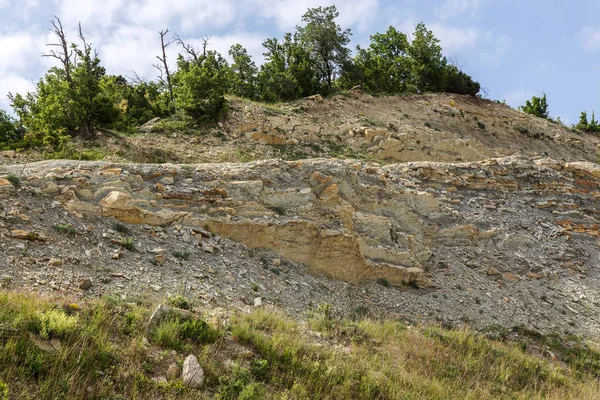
xmin=0 ymin=380 xmax=7 ymax=400
xmin=520 ymin=93 xmax=549 ymax=119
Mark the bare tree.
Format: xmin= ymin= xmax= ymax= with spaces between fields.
xmin=174 ymin=34 xmax=211 ymax=64
xmin=42 ymin=16 xmax=73 ymax=85
xmin=155 ymin=29 xmax=174 ymax=111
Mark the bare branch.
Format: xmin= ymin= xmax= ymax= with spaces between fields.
xmin=174 ymin=33 xmax=199 ymax=63
xmin=42 ymin=16 xmax=73 ymax=84
xmin=157 ymin=29 xmax=175 ymax=110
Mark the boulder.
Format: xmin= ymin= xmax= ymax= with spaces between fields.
xmin=182 ymin=355 xmax=204 ymax=389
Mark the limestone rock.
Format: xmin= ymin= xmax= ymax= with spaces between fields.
xmin=182 ymin=355 xmax=204 ymax=389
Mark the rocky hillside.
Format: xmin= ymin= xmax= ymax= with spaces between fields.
xmin=2 ymin=92 xmax=600 ymax=340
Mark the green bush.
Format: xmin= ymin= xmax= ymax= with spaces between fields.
xmin=0 ymin=379 xmax=7 ymax=400
xmin=520 ymin=93 xmax=549 ymax=119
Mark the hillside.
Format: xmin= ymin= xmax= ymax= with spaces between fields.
xmin=2 ymin=92 xmax=600 ymax=398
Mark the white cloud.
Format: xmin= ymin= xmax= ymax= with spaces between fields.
xmin=479 ymin=33 xmax=510 ymax=67
xmin=435 ymin=0 xmax=481 ymax=20
xmin=579 ymin=26 xmax=600 ymax=51
xmin=248 ymin=0 xmax=379 ymax=31
xmin=429 ymin=24 xmax=480 ymax=53
xmin=0 ymin=74 xmax=35 ymax=110
xmin=503 ymin=88 xmax=535 ymax=108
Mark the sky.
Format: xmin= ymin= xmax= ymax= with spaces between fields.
xmin=0 ymin=0 xmax=599 ymax=124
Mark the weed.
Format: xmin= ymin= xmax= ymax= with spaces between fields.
xmin=119 ymin=236 xmax=135 ymax=251
xmin=151 ymin=315 xmax=221 ymax=350
xmin=477 ymin=121 xmax=486 ymax=130
xmin=377 ymin=277 xmax=391 ymax=287
xmin=5 ymin=174 xmax=20 ymax=187
xmin=111 ymin=222 xmax=130 ymax=235
xmin=424 ymin=122 xmax=432 ymax=128
xmin=403 ymin=113 xmax=410 ymax=118
xmin=172 ymin=250 xmax=190 ymax=260
xmin=53 ymin=224 xmax=77 ymax=236
xmin=166 ymin=294 xmax=193 ymax=311
xmin=517 ymin=126 xmax=529 ymax=134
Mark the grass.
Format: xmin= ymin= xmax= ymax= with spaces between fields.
xmin=118 ymin=236 xmax=135 ymax=251
xmin=5 ymin=174 xmax=20 ymax=188
xmin=53 ymin=224 xmax=77 ymax=236
xmin=0 ymin=292 xmax=599 ymax=399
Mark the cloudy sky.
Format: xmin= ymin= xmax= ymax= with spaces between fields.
xmin=0 ymin=0 xmax=598 ymax=124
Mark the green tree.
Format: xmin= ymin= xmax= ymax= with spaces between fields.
xmin=577 ymin=111 xmax=589 ymax=131
xmin=172 ymin=51 xmax=229 ymax=123
xmin=444 ymin=64 xmax=480 ymax=96
xmin=407 ymin=22 xmax=447 ymax=93
xmin=0 ymin=110 xmax=24 ymax=148
xmin=296 ymin=6 xmax=351 ymax=94
xmin=257 ymin=33 xmax=319 ymax=102
xmin=520 ymin=93 xmax=549 ymax=119
xmin=229 ymin=44 xmax=258 ymax=99
xmin=8 ymin=19 xmax=119 ymax=144
xmin=351 ymin=26 xmax=411 ymax=93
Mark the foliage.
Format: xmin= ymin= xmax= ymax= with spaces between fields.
xmin=0 ymin=292 xmax=599 ymax=399
xmin=172 ymin=52 xmax=230 ymax=123
xmin=407 ymin=22 xmax=448 ymax=93
xmin=296 ymin=5 xmax=351 ymax=94
xmin=349 ymin=26 xmax=411 ymax=93
xmin=229 ymin=44 xmax=258 ymax=99
xmin=520 ymin=93 xmax=549 ymax=119
xmin=258 ymin=33 xmax=319 ymax=102
xmin=576 ymin=110 xmax=600 ymax=133
xmin=0 ymin=110 xmax=24 ymax=148
xmin=344 ymin=24 xmax=479 ymax=96
xmin=53 ymin=223 xmax=78 ymax=236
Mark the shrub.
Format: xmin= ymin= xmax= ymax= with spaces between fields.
xmin=53 ymin=224 xmax=77 ymax=236
xmin=34 ymin=309 xmax=79 ymax=339
xmin=520 ymin=93 xmax=549 ymax=119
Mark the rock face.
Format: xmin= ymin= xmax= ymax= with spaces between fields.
xmin=182 ymin=355 xmax=204 ymax=389
xmin=5 ymin=154 xmax=600 ymax=336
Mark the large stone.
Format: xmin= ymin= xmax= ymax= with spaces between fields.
xmin=182 ymin=355 xmax=204 ymax=389
xmin=262 ymin=188 xmax=316 ymax=209
xmin=99 ymin=191 xmax=187 ymax=226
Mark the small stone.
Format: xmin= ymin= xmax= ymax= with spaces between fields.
xmin=487 ymin=267 xmax=501 ymax=276
xmin=182 ymin=355 xmax=204 ymax=389
xmin=167 ymin=363 xmax=179 ymax=381
xmin=156 ymin=254 xmax=166 ymax=264
xmin=48 ymin=258 xmax=63 ymax=267
xmin=272 ymin=259 xmax=281 ymax=267
xmin=112 ymin=252 xmax=121 ymax=260
xmin=254 ymin=297 xmax=262 ymax=307
xmin=152 ymin=376 xmax=168 ymax=384
xmin=79 ymin=278 xmax=93 ymax=291
xmin=160 ymin=176 xmax=174 ymax=185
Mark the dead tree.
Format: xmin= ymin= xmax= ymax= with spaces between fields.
xmin=42 ymin=16 xmax=73 ymax=85
xmin=155 ymin=30 xmax=175 ymax=111
xmin=174 ymin=34 xmax=211 ymax=65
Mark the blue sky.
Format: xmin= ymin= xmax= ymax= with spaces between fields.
xmin=0 ymin=0 xmax=598 ymax=124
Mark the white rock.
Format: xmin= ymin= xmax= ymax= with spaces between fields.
xmin=182 ymin=355 xmax=204 ymax=389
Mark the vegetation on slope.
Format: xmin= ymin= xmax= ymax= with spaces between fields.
xmin=0 ymin=291 xmax=599 ymax=399
xmin=0 ymin=5 xmax=480 ymax=155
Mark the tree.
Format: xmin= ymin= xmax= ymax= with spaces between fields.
xmin=350 ymin=26 xmax=411 ymax=93
xmin=520 ymin=93 xmax=549 ymax=119
xmin=444 ymin=64 xmax=480 ymax=96
xmin=257 ymin=33 xmax=319 ymax=102
xmin=9 ymin=18 xmax=121 ymax=145
xmin=0 ymin=110 xmax=24 ymax=148
xmin=172 ymin=50 xmax=229 ymax=123
xmin=229 ymin=44 xmax=258 ymax=99
xmin=296 ymin=6 xmax=351 ymax=94
xmin=407 ymin=22 xmax=447 ymax=93
xmin=155 ymin=30 xmax=175 ymax=112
